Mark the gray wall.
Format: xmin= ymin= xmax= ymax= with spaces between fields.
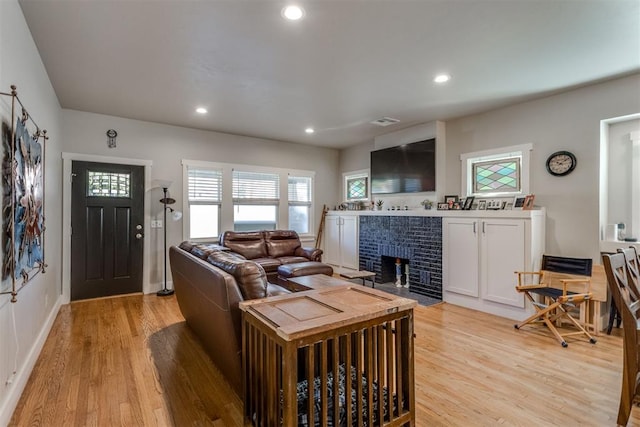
xmin=339 ymin=73 xmax=640 ymax=261
xmin=0 ymin=0 xmax=63 ymax=423
xmin=61 ymin=109 xmax=340 ymax=285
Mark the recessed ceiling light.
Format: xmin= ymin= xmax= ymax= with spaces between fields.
xmin=195 ymin=107 xmax=207 ymax=114
xmin=305 ymin=127 xmax=315 ymax=134
xmin=434 ymin=74 xmax=451 ymax=84
xmin=282 ymin=5 xmax=304 ymax=20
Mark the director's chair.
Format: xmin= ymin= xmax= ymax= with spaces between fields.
xmin=514 ymin=255 xmax=597 ymax=347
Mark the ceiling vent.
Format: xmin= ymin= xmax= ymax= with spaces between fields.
xmin=370 ymin=117 xmax=400 ymax=127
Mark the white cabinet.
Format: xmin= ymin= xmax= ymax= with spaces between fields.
xmin=442 ymin=218 xmax=479 ymax=297
xmin=443 ymin=213 xmax=544 ymax=320
xmin=324 ymin=214 xmax=359 ymax=271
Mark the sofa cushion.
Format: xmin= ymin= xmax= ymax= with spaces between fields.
xmin=220 ymin=231 xmax=267 ymax=259
xmin=278 ymin=256 xmax=311 ymax=265
xmin=251 ymin=257 xmax=282 ymax=273
xmin=206 ymin=251 xmax=268 ymax=300
xmin=191 ymin=244 xmax=227 ymax=260
xmin=264 ymin=230 xmax=302 ymax=258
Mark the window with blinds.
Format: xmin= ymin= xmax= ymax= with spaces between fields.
xmin=232 ymin=170 xmax=279 ymax=231
xmin=187 ymin=168 xmax=222 ymax=239
xmin=288 ymin=176 xmax=312 ymax=234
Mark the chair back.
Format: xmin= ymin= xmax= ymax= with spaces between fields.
xmin=541 ymin=255 xmax=592 ymax=276
xmin=541 ymin=255 xmax=592 ymax=293
xmin=618 ymin=247 xmax=640 ymax=303
xmin=602 ymin=252 xmax=640 ymax=426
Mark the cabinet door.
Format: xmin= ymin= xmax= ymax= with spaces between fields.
xmin=324 ymin=216 xmax=341 ymax=266
xmin=480 ymin=219 xmax=525 ymax=308
xmin=443 ymin=218 xmax=479 ymax=297
xmin=341 ymin=215 xmax=359 ymax=270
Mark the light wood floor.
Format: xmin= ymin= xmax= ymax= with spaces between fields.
xmin=10 ymin=294 xmax=640 ymax=426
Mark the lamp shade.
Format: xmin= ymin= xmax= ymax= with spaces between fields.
xmin=153 ymin=179 xmax=173 ymax=189
xmin=172 ymin=210 xmax=183 ymax=221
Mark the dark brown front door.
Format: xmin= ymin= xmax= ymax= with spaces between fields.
xmin=71 ymin=161 xmax=144 ymax=301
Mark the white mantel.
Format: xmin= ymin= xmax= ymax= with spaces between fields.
xmin=329 ymin=208 xmax=545 ymax=220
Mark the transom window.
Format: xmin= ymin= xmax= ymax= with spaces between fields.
xmin=461 ymin=144 xmax=532 ymax=198
xmin=87 ymin=171 xmax=130 ymax=197
xmin=343 ymin=170 xmax=369 ymax=201
xmin=473 ymin=157 xmax=520 ymax=194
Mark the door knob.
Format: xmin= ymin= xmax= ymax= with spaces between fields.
xmin=136 ymin=224 xmax=143 ymax=230
xmin=136 ymin=233 xmax=143 ymax=239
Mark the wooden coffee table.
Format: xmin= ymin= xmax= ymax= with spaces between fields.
xmin=286 ymin=273 xmax=353 ymax=292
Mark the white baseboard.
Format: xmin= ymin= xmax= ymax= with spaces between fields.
xmin=0 ymin=295 xmax=62 ymax=426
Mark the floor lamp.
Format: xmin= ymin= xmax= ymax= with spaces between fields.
xmin=158 ymin=183 xmax=181 ymax=297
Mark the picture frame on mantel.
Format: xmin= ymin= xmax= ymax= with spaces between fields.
xmin=463 ymin=196 xmax=475 ymax=210
xmin=437 ymin=202 xmax=449 ymax=210
xmin=523 ymin=194 xmax=535 ymax=210
xmin=513 ymin=195 xmax=526 ymax=210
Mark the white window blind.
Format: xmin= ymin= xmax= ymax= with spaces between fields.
xmin=188 ymin=168 xmax=222 ymax=202
xmin=288 ymin=176 xmax=312 ymax=205
xmin=233 ymin=170 xmax=279 ymax=204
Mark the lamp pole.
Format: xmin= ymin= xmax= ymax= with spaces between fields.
xmin=157 ymin=186 xmax=174 ymax=296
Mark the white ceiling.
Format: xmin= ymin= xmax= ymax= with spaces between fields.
xmin=19 ymin=0 xmax=640 ymax=149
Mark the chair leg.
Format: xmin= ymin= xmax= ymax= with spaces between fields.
xmin=607 ymin=299 xmax=617 ymax=335
xmin=617 ymin=359 xmax=633 ymax=426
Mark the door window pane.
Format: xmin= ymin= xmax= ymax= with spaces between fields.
xmin=88 ymin=171 xmax=130 ymax=197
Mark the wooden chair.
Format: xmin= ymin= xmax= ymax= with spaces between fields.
xmin=602 ymin=251 xmax=640 ymax=426
xmin=514 ymin=255 xmax=597 ymax=347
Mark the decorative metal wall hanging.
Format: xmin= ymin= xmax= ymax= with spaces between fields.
xmin=106 ymin=129 xmax=117 ymax=148
xmin=1 ymin=85 xmax=48 ymax=303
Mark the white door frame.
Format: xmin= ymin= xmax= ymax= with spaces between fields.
xmin=62 ymin=153 xmax=153 ymax=304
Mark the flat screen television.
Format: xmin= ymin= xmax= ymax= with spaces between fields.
xmin=370 ymin=138 xmax=436 ymax=194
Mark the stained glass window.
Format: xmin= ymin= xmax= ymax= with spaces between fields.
xmin=473 ymin=157 xmax=520 ymax=194
xmin=88 ymin=171 xmax=130 ymax=197
xmin=347 ymin=177 xmax=368 ymax=200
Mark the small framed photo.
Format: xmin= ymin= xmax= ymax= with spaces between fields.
xmin=452 ymin=202 xmax=462 ymax=210
xmin=463 ymin=196 xmax=475 ymax=210
xmin=523 ymin=194 xmax=535 ymax=210
xmin=437 ymin=202 xmax=449 ymax=210
xmin=477 ymin=200 xmax=487 ymax=210
xmin=444 ymin=195 xmax=458 ymax=204
xmin=513 ymin=196 xmax=526 ymax=210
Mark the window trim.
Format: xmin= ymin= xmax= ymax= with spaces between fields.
xmin=182 ymin=159 xmax=315 ymax=241
xmin=343 ymin=169 xmax=370 ymax=201
xmin=185 ymin=165 xmax=223 ymax=241
xmin=460 ymin=144 xmax=532 ymax=198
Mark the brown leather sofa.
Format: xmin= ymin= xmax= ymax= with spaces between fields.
xmin=169 ymin=241 xmax=290 ymax=395
xmin=219 ymin=230 xmax=322 ymax=282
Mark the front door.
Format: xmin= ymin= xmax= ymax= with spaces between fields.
xmin=71 ymin=161 xmax=144 ymax=301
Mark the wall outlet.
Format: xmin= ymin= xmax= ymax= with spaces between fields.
xmin=151 ymin=220 xmax=163 ymax=228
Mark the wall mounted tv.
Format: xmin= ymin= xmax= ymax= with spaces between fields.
xmin=371 ymin=138 xmax=436 ymax=194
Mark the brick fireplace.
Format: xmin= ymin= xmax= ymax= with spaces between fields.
xmin=359 ymin=215 xmax=442 ymax=300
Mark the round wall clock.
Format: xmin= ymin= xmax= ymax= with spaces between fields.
xmin=546 ymin=150 xmax=576 ymax=176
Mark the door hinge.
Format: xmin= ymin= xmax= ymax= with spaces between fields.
xmin=70 ymin=172 xmax=77 ymax=183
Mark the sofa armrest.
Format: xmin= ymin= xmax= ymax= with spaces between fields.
xmin=296 ymin=247 xmax=323 ymax=261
